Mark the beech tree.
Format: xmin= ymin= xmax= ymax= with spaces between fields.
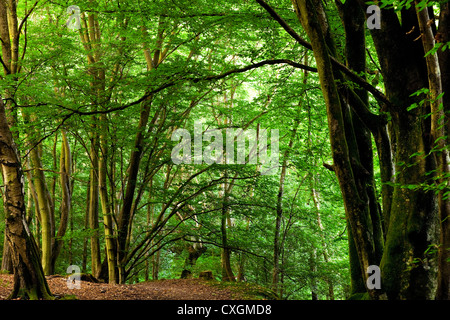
xmin=0 ymin=0 xmax=449 ymax=300
xmin=0 ymin=96 xmax=53 ymax=299
xmin=0 ymin=0 xmax=53 ymax=299
xmin=257 ymin=0 xmax=449 ymax=299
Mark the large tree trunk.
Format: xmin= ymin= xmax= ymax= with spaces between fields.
xmin=292 ymin=0 xmax=379 ymax=299
xmin=258 ymin=0 xmax=443 ymax=299
xmin=336 ymin=0 xmax=385 ymax=295
xmin=359 ymin=3 xmax=440 ymax=299
xmin=0 ymin=96 xmax=53 ymax=300
xmin=288 ymin=0 xmax=442 ymax=299
xmin=180 ymin=240 xmax=206 ymax=279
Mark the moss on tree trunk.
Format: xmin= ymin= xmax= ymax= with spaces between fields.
xmin=0 ymin=96 xmax=53 ymax=300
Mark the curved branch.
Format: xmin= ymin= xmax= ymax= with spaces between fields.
xmin=255 ymin=0 xmax=392 ymax=109
xmin=13 ymin=59 xmax=316 ymax=116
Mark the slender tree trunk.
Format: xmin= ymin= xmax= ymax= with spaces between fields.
xmin=221 ymin=229 xmax=235 ymax=281
xmin=310 ymin=186 xmax=335 ymax=299
xmin=82 ymin=178 xmax=90 ymax=273
xmin=237 ymin=251 xmax=246 ymax=282
xmin=80 ymin=10 xmax=104 ymax=280
xmin=117 ymin=96 xmax=152 ymax=283
xmin=272 ymin=171 xmax=284 ymax=292
xmin=152 ymin=250 xmax=160 ymax=280
xmin=51 ymin=131 xmax=72 ymax=272
xmin=145 ymin=182 xmax=154 ymax=282
xmin=304 ymin=54 xmax=335 ymax=298
xmin=28 ymin=135 xmax=53 ymax=275
xmin=334 ymin=3 xmax=374 ymax=294
xmin=221 ymin=214 xmax=235 ymax=281
xmin=89 ymin=132 xmax=101 ymax=278
xmin=116 ymin=20 xmax=164 ymax=283
xmin=272 ymin=119 xmax=298 ymax=293
xmin=22 ymin=110 xmax=55 ymax=277
xmin=309 ymin=248 xmax=318 ymax=300
xmin=68 ymin=196 xmax=73 ymax=266
xmin=416 ymin=2 xmax=450 ymax=300
xmin=221 ymin=177 xmax=235 ymax=282
xmin=99 ymin=113 xmax=117 ymax=284
xmin=438 ymin=5 xmax=450 ymax=300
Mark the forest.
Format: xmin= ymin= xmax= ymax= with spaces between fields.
xmin=0 ymin=0 xmax=448 ymax=301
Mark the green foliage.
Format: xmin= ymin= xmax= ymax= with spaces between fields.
xmin=0 ymin=0 xmax=368 ymax=300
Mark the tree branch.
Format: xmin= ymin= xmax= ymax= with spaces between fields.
xmin=17 ymin=1 xmax=39 ymax=39
xmin=255 ymin=0 xmax=392 ymax=108
xmin=12 ymin=59 xmax=316 ymax=116
xmin=194 ymin=58 xmax=317 ymax=83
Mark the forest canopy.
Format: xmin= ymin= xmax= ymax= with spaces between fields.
xmin=0 ymin=0 xmax=449 ymax=300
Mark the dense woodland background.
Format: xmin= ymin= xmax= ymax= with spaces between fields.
xmin=0 ymin=0 xmax=449 ymax=300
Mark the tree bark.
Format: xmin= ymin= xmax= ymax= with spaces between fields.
xmin=221 ymin=178 xmax=235 ymax=282
xmin=416 ymin=2 xmax=450 ymax=300
xmin=27 ymin=125 xmax=54 ymax=276
xmin=0 ymin=0 xmax=54 ymax=274
xmin=1 ymin=233 xmax=13 ymax=273
xmin=116 ymin=20 xmax=164 ymax=283
xmin=360 ymin=2 xmax=440 ymax=299
xmin=117 ymin=96 xmax=152 ymax=283
xmin=336 ymin=0 xmax=385 ymax=295
xmin=0 ymin=96 xmax=53 ymax=300
xmin=51 ymin=131 xmax=72 ymax=273
xmin=292 ymin=0 xmax=379 ymax=299
xmin=181 ymin=240 xmax=206 ymax=279
xmin=99 ymin=113 xmax=117 ymax=284
xmin=88 ymin=132 xmax=102 ymax=278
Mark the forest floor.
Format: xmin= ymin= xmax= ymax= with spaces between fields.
xmin=0 ymin=274 xmax=277 ymax=300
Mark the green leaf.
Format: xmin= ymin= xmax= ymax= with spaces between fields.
xmin=424 ymin=43 xmax=443 ymax=58
xmin=407 ymin=103 xmax=419 ymax=111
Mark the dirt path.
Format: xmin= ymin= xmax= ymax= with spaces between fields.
xmin=0 ymin=274 xmax=251 ymax=300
